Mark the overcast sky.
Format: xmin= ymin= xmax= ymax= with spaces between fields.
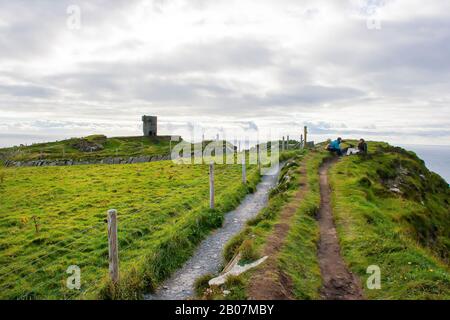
xmin=0 ymin=0 xmax=449 ymax=147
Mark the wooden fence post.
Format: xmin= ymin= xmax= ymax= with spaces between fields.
xmin=256 ymin=144 xmax=261 ymax=170
xmin=209 ymin=162 xmax=215 ymax=209
xmin=304 ymin=126 xmax=308 ymax=148
xmin=242 ymin=154 xmax=246 ymax=184
xmin=107 ymin=209 xmax=119 ymax=284
xmin=287 ymin=135 xmax=289 ymax=150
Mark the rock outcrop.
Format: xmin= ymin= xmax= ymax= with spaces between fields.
xmin=71 ymin=135 xmax=107 ymax=152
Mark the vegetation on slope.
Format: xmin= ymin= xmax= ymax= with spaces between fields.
xmin=0 ymin=160 xmax=260 ymax=299
xmin=195 ymin=149 xmax=328 ymax=299
xmin=329 ymin=141 xmax=450 ymax=299
xmin=277 ymin=150 xmax=329 ymax=299
xmin=2 ymin=138 xmax=448 ymax=300
xmin=197 ymin=142 xmax=449 ymax=300
xmin=0 ymin=135 xmax=172 ymax=162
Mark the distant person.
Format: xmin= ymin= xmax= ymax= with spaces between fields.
xmin=327 ymin=137 xmax=343 ymax=156
xmin=358 ymin=139 xmax=368 ymax=155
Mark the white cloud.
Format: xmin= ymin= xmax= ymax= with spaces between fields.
xmin=0 ymin=0 xmax=449 ymax=147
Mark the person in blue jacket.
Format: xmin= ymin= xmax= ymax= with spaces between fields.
xmin=327 ymin=137 xmax=343 ymax=156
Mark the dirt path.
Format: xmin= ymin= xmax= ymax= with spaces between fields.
xmin=247 ymin=162 xmax=308 ymax=300
xmin=318 ymin=158 xmax=364 ymax=300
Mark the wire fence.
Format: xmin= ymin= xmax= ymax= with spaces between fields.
xmin=0 ymin=219 xmax=109 ymax=300
xmin=0 ymin=183 xmax=221 ymax=299
xmin=0 ymin=210 xmax=164 ymax=300
xmin=1 ymin=144 xmax=300 ymax=300
xmin=3 ymin=204 xmax=219 ymax=300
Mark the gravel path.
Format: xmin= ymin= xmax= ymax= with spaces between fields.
xmin=145 ymin=164 xmax=283 ymax=300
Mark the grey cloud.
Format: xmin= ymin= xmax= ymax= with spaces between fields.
xmin=163 ymin=38 xmax=274 ymax=72
xmin=0 ymin=0 xmax=138 ymax=61
xmin=237 ymin=121 xmax=259 ymax=131
xmin=315 ymin=16 xmax=450 ymax=96
xmin=304 ymin=121 xmax=348 ymax=130
xmin=83 ymin=38 xmax=275 ymax=75
xmin=37 ymin=37 xmax=274 ymax=103
xmin=43 ymin=66 xmax=365 ymax=112
xmin=0 ymin=84 xmax=57 ymax=98
xmin=379 ymin=18 xmax=450 ymax=72
xmin=259 ymin=85 xmax=366 ymax=106
xmin=303 ymin=128 xmax=450 ymax=139
xmin=0 ymin=1 xmax=65 ymax=60
xmin=0 ymin=0 xmax=450 ymax=147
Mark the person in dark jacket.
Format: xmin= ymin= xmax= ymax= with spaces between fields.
xmin=358 ymin=139 xmax=368 ymax=154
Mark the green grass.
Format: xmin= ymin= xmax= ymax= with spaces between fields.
xmin=4 ymin=139 xmax=447 ymax=300
xmin=202 ymin=149 xmax=328 ymax=299
xmin=193 ymin=142 xmax=450 ymax=300
xmin=0 ymin=159 xmax=260 ymax=299
xmin=278 ymin=150 xmax=329 ymax=299
xmin=223 ymin=150 xmax=308 ymax=266
xmin=328 ymin=141 xmax=450 ymax=299
xmin=0 ymin=135 xmax=172 ymax=162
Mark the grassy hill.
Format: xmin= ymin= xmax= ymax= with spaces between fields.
xmin=196 ymin=142 xmax=450 ymax=300
xmin=0 ymin=135 xmax=172 ymax=163
xmin=0 ymin=159 xmax=260 ymax=299
xmin=329 ymin=141 xmax=450 ymax=299
xmin=1 ymin=139 xmax=448 ymax=300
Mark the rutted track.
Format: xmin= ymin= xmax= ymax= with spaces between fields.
xmin=145 ymin=164 xmax=284 ymax=300
xmin=317 ymin=158 xmax=364 ymax=300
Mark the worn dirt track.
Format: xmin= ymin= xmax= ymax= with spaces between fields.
xmin=247 ymin=162 xmax=309 ymax=300
xmin=317 ymin=158 xmax=364 ymax=300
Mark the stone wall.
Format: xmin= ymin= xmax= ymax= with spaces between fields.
xmin=4 ymin=154 xmax=171 ymax=168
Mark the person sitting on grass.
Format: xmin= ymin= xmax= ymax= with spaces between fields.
xmin=327 ymin=137 xmax=343 ymax=156
xmin=358 ymin=138 xmax=368 ymax=155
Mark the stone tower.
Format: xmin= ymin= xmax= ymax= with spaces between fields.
xmin=142 ymin=115 xmax=157 ymax=137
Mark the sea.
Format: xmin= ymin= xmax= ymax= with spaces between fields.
xmin=399 ymin=144 xmax=450 ymax=184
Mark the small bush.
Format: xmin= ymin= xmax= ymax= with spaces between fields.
xmin=246 ymin=215 xmax=262 ymax=226
xmin=223 ymin=275 xmax=247 ymax=299
xmin=194 ymin=273 xmax=215 ymax=298
xmin=223 ymin=231 xmax=247 ymax=263
xmin=85 ymin=134 xmax=107 ymax=144
xmin=358 ymin=177 xmax=372 ymax=188
xmin=225 ymin=274 xmax=244 ymax=287
xmin=0 ymin=170 xmax=5 ymax=185
xmin=98 ymin=267 xmax=145 ymax=300
xmin=239 ymin=239 xmax=259 ymax=263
